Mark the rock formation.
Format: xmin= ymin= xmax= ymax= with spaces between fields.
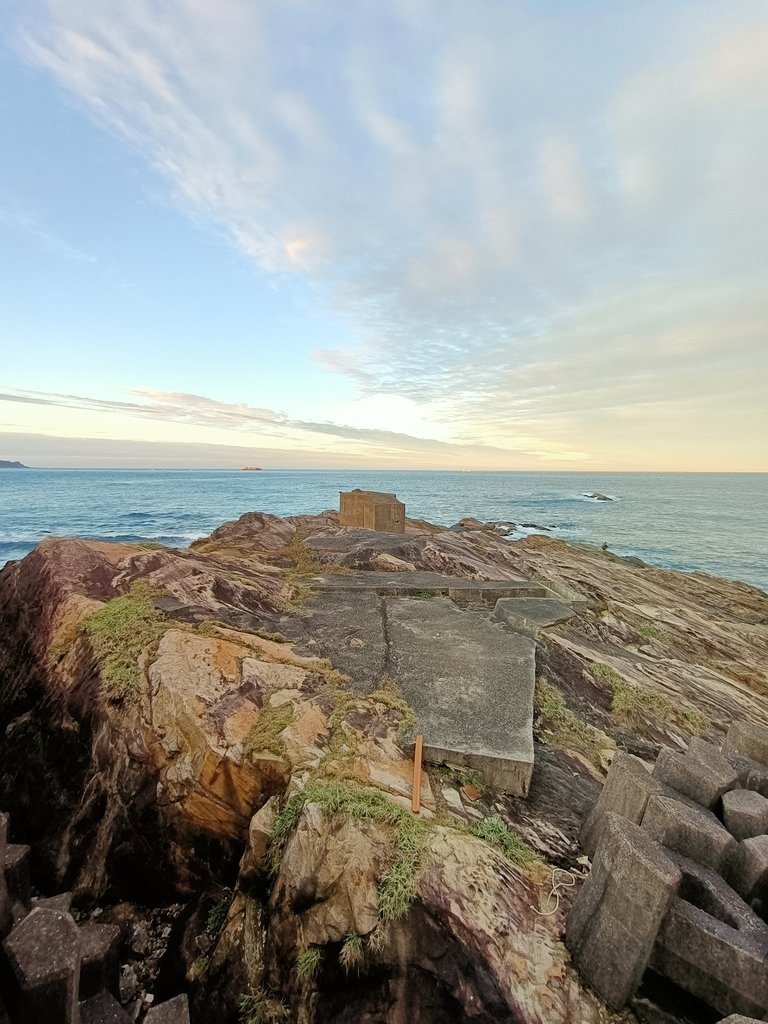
xmin=0 ymin=507 xmax=766 ymax=1022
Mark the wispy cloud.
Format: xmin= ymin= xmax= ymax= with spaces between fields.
xmin=13 ymin=0 xmax=768 ymax=468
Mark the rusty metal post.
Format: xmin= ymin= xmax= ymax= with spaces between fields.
xmin=412 ymin=734 xmax=424 ymax=814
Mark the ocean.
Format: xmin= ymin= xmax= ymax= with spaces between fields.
xmin=0 ymin=470 xmax=766 ymax=591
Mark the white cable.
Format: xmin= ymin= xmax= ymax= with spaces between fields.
xmin=531 ymin=866 xmax=577 ymax=916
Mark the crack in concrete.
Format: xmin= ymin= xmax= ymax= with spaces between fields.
xmin=380 ymin=595 xmax=393 ymax=681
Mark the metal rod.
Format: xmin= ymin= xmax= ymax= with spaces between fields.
xmin=412 ymin=734 xmax=424 ymax=814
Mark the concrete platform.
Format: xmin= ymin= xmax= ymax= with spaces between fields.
xmin=387 ymin=598 xmax=535 ymax=795
xmin=493 ymin=597 xmax=575 ymax=636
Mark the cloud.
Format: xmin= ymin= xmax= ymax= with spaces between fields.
xmin=2 ymin=387 xmax=578 ymax=464
xmin=13 ymin=0 xmax=768 ymax=468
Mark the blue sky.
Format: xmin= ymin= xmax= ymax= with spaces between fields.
xmin=1 ymin=0 xmax=766 ymax=469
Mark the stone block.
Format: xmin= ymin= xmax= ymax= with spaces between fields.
xmin=723 ymin=789 xmax=768 ymax=842
xmin=716 ymin=1017 xmax=767 ymax=1023
xmin=651 ymin=853 xmax=768 ymax=1018
xmin=724 ymin=721 xmax=768 ymax=768
xmin=145 ymin=994 xmax=191 ymax=1023
xmin=2 ymin=907 xmax=81 ymax=1024
xmin=725 ymin=835 xmax=768 ymax=904
xmin=652 ymin=747 xmax=738 ymax=809
xmin=79 ymin=922 xmax=121 ymax=999
xmin=566 ymin=813 xmax=681 ymax=1009
xmin=79 ymin=991 xmax=133 ymax=1024
xmin=642 ymin=795 xmax=736 ymax=872
xmin=581 ymin=751 xmax=671 ymax=858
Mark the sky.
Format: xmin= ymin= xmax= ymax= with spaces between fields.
xmin=1 ymin=0 xmax=766 ymax=470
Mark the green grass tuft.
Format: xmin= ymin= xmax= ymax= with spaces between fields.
xmin=637 ymin=622 xmax=672 ymax=643
xmin=339 ymin=932 xmax=365 ymax=974
xmin=269 ymin=780 xmax=428 ymax=919
xmin=471 ymin=815 xmax=537 ymax=868
xmin=296 ymin=946 xmax=323 ymax=979
xmin=238 ymin=990 xmax=289 ymax=1024
xmin=84 ymin=580 xmax=167 ymax=698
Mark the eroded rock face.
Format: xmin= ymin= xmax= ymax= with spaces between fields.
xmin=1 ymin=507 xmax=767 ymax=1023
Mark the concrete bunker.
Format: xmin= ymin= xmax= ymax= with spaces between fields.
xmin=339 ymin=490 xmax=405 ymax=534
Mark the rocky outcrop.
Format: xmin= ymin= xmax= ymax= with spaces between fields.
xmin=1 ymin=508 xmax=766 ymax=1023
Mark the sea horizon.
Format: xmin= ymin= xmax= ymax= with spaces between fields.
xmin=2 ymin=468 xmax=766 ymax=592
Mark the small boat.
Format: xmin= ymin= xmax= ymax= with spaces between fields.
xmin=240 ymin=466 xmax=263 ymax=471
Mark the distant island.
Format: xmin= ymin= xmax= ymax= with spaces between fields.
xmin=0 ymin=460 xmax=29 ymax=469
xmin=240 ymin=466 xmax=263 ymax=471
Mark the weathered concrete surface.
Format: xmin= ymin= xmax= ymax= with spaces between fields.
xmin=144 ymin=994 xmax=191 ymax=1023
xmin=725 ymin=835 xmax=768 ymax=904
xmin=386 ymin=597 xmax=535 ymax=794
xmin=493 ymin=597 xmax=575 ymax=637
xmin=566 ymin=813 xmax=681 ymax=1010
xmin=652 ymin=747 xmax=738 ymax=809
xmin=3 ymin=907 xmax=81 ymax=1023
xmin=641 ymin=795 xmax=735 ymax=872
xmin=309 ymin=570 xmax=553 ymax=608
xmin=722 ymin=789 xmax=768 ymax=841
xmin=580 ymin=751 xmax=676 ymax=858
xmin=651 ymin=853 xmax=768 ymax=1019
xmin=724 ymin=721 xmax=768 ymax=767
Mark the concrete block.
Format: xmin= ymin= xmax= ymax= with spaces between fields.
xmin=652 ymin=747 xmax=738 ymax=809
xmin=79 ymin=922 xmax=121 ymax=999
xmin=725 ymin=835 xmax=768 ymax=904
xmin=79 ymin=991 xmax=133 ymax=1024
xmin=581 ymin=751 xmax=671 ymax=858
xmin=724 ymin=721 xmax=768 ymax=768
xmin=723 ymin=789 xmax=768 ymax=841
xmin=145 ymin=994 xmax=191 ymax=1023
xmin=566 ymin=813 xmax=681 ymax=1009
xmin=651 ymin=853 xmax=768 ymax=1019
xmin=0 ymin=813 xmax=10 ymax=940
xmin=4 ymin=844 xmax=31 ymax=914
xmin=2 ymin=907 xmax=81 ymax=1024
xmin=724 ymin=751 xmax=768 ymax=798
xmin=31 ymin=893 xmax=73 ymax=914
xmin=492 ymin=597 xmax=575 ymax=636
xmin=642 ymin=795 xmax=736 ymax=872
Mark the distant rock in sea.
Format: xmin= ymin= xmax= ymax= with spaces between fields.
xmin=0 ymin=460 xmax=29 ymax=469
xmin=584 ymin=491 xmax=612 ymax=501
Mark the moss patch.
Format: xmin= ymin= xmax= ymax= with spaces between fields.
xmin=534 ymin=677 xmax=606 ymax=769
xmin=84 ymin=580 xmax=167 ymax=698
xmin=243 ymin=700 xmax=295 ymax=759
xmin=593 ymin=662 xmax=709 ymax=735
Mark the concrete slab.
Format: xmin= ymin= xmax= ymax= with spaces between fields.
xmin=493 ymin=597 xmax=575 ymax=636
xmin=385 ymin=597 xmax=535 ymax=795
xmin=309 ymin=571 xmax=553 ymax=608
